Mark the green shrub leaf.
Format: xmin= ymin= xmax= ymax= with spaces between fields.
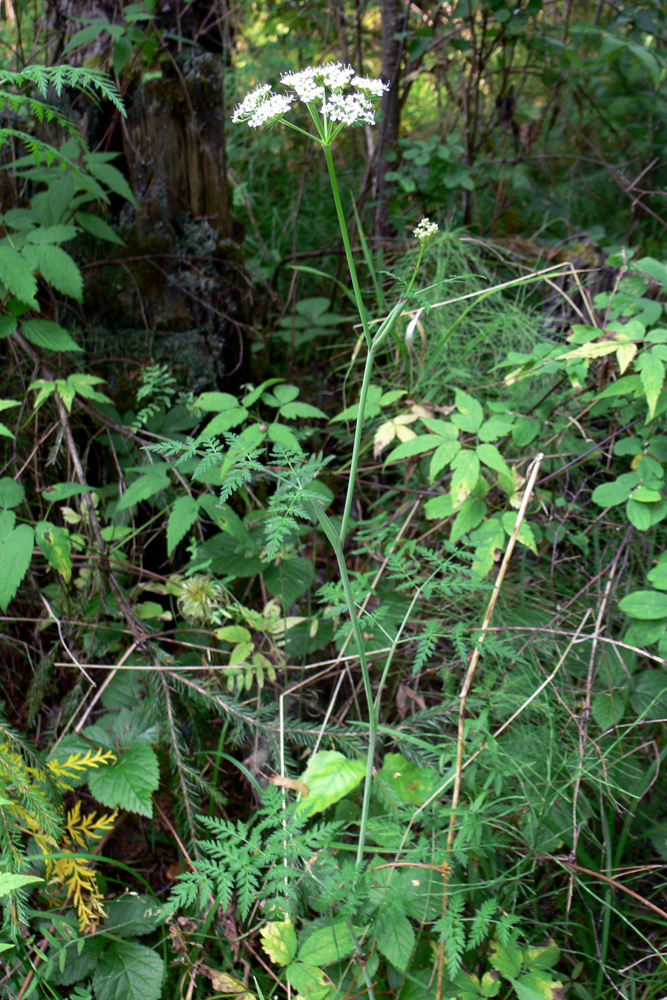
xmin=166 ymin=495 xmax=199 ymax=556
xmin=295 ymin=750 xmax=365 ymax=818
xmin=0 ymin=522 xmax=34 ymax=611
xmin=88 ymin=745 xmax=159 ymax=816
xmin=619 ymin=590 xmax=667 ymax=620
xmin=93 ymin=940 xmax=164 ymax=1000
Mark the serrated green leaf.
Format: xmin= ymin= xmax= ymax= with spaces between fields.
xmin=26 ymin=224 xmax=77 ymax=244
xmin=0 ymin=245 xmax=38 ymax=305
xmin=501 ymin=511 xmax=537 ymax=554
xmin=264 ymin=556 xmax=314 ymax=607
xmin=286 ymin=962 xmax=335 ymax=1000
xmin=424 ymin=493 xmax=455 ymax=520
xmin=298 ymin=921 xmax=357 ymax=966
xmin=636 ymin=349 xmax=666 ymax=419
xmin=87 ymin=160 xmax=138 ymax=208
xmin=511 ymin=972 xmax=565 ymax=1000
xmin=478 ymin=414 xmax=514 ymax=442
xmin=512 ymin=418 xmax=541 ymax=447
xmin=450 ymin=497 xmax=487 ymax=544
xmin=105 ymin=894 xmax=161 ymax=938
xmin=260 ymin=916 xmax=297 ymax=966
xmin=375 ymin=913 xmax=415 ymax=972
xmin=591 ymin=690 xmax=627 ymax=729
xmin=22 ymin=319 xmax=82 ymax=352
xmin=619 ymin=590 xmax=667 ymax=620
xmin=88 ymin=744 xmax=159 ymax=816
xmin=0 ymin=477 xmax=25 ymax=509
xmin=489 ymin=937 xmax=522 ymax=978
xmin=279 ymin=401 xmax=327 ymax=419
xmin=295 ymin=750 xmax=365 ymax=819
xmin=116 ymin=469 xmax=171 ymax=512
xmin=93 ymin=940 xmax=164 ymax=1000
xmin=166 ymin=495 xmax=199 ymax=556
xmin=0 ymin=872 xmax=43 ymax=896
xmin=36 ymin=521 xmax=72 ymax=582
xmin=34 ymin=244 xmax=83 ymax=300
xmin=0 ymin=316 xmax=18 ymax=338
xmin=450 ymin=450 xmax=480 ymax=505
xmin=268 ymin=422 xmax=302 ymax=451
xmin=75 ymin=210 xmax=125 ymax=245
xmin=453 ymin=388 xmax=484 ymax=433
xmin=0 ymin=523 xmax=34 ymax=611
xmin=476 ymin=443 xmax=511 ymax=479
xmin=430 ymin=439 xmax=461 ymax=481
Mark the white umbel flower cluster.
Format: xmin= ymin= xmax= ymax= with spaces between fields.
xmin=231 ymin=84 xmax=293 ymax=128
xmin=231 ymin=62 xmax=389 ymax=132
xmin=413 ymin=217 xmax=439 ymax=244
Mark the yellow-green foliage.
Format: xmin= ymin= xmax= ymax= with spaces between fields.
xmin=0 ymin=742 xmax=117 ymax=932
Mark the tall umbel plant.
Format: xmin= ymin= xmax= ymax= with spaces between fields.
xmin=231 ymin=64 xmax=438 ymax=870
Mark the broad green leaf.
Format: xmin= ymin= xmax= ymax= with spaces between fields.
xmin=260 ymin=916 xmax=297 ymax=966
xmin=523 ymin=940 xmax=560 ymax=971
xmin=36 ymin=521 xmax=72 ymax=582
xmin=33 ymin=244 xmax=83 ymax=300
xmin=0 ymin=316 xmax=17 ymax=338
xmin=375 ymin=753 xmax=439 ymax=805
xmin=21 ymin=319 xmax=82 ymax=352
xmin=450 ymin=450 xmax=480 ymax=505
xmin=0 ymin=509 xmax=16 ymax=544
xmin=374 ymin=913 xmax=415 ymax=972
xmin=75 ymin=210 xmax=125 ymax=245
xmin=619 ymin=590 xmax=667 ymax=620
xmin=450 ymin=497 xmax=487 ymax=544
xmin=424 ymin=493 xmax=455 ymax=520
xmin=501 ymin=511 xmax=537 ymax=554
xmin=478 ymin=414 xmax=514 ymax=442
xmin=512 ymin=418 xmax=540 ymax=447
xmin=592 ymin=690 xmax=627 ymax=729
xmin=0 ymin=524 xmax=34 ymax=612
xmin=385 ymin=434 xmax=441 ymax=464
xmin=105 ymin=893 xmax=162 ymax=937
xmin=215 ymin=625 xmax=252 ymax=643
xmin=279 ymin=401 xmax=327 ymax=419
xmin=0 ymin=477 xmax=25 ymax=509
xmin=87 ymin=160 xmax=138 ymax=208
xmin=270 ymin=383 xmax=300 ymax=405
xmin=631 ymin=671 xmax=667 ymax=720
xmin=264 ymin=556 xmax=315 ymax=607
xmin=295 ymin=750 xmax=365 ymax=818
xmin=626 ymin=498 xmax=667 ymax=531
xmin=510 ymin=975 xmax=560 ymax=1000
xmin=330 ymin=384 xmax=384 ymax=422
xmin=489 ymin=937 xmax=522 ymax=978
xmin=298 ymin=921 xmax=357 ymax=965
xmin=268 ymin=422 xmax=302 ymax=452
xmin=0 ymin=872 xmax=43 ymax=896
xmin=286 ymin=962 xmax=335 ymax=1000
xmin=429 ymin=439 xmax=461 ymax=481
xmin=453 ymin=388 xmax=484 ymax=433
xmin=199 ymin=407 xmax=248 ymax=437
xmin=116 ymin=468 xmax=171 ymax=512
xmin=88 ymin=744 xmax=159 ymax=817
xmin=647 ymin=562 xmax=667 ymax=591
xmin=25 ymin=224 xmax=77 ymax=244
xmin=93 ymin=940 xmax=164 ymax=1000
xmin=0 ymin=245 xmax=38 ymax=305
xmin=476 ymin=442 xmax=511 ymax=479
xmin=591 ymin=473 xmax=639 ymax=507
xmin=636 ymin=349 xmax=665 ymax=419
xmin=195 ymin=391 xmax=242 ymax=412
xmin=42 ymin=482 xmax=99 ymax=502
xmin=166 ymin=495 xmax=199 ymax=555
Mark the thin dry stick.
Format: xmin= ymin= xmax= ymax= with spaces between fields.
xmin=567 ymin=527 xmax=631 ymax=915
xmin=436 ymin=452 xmax=543 ymax=1000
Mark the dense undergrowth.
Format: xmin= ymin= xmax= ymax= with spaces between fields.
xmin=2 ymin=2 xmax=667 ymax=999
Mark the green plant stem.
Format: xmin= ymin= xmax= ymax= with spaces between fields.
xmin=339 ymin=297 xmax=407 ymax=544
xmin=322 ymin=143 xmax=370 ymax=348
xmin=304 ymin=499 xmax=376 ymax=869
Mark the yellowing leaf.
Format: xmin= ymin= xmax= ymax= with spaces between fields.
xmin=616 ymin=340 xmax=637 ymax=374
xmin=36 ymin=520 xmax=72 ymax=583
xmin=260 ymin=915 xmax=297 ymax=966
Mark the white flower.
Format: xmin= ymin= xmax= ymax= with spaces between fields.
xmin=324 ymin=92 xmax=376 ymax=126
xmin=231 ymin=85 xmax=292 ymax=128
xmin=233 ymin=62 xmax=388 ymax=133
xmin=413 ymin=217 xmax=439 ymax=244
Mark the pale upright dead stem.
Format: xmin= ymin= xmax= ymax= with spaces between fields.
xmin=435 ymin=453 xmax=544 ymax=1000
